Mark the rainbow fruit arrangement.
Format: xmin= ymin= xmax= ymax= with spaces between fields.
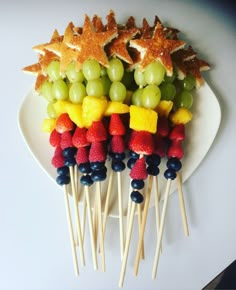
xmin=23 ymin=11 xmax=210 ymax=287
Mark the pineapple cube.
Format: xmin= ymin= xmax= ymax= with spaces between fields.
xmin=130 ymin=105 xmax=158 ymax=134
xmin=41 ymin=118 xmax=56 ymax=132
xmin=156 ymin=100 xmax=173 ymax=117
xmin=169 ymin=108 xmax=193 ymax=125
xmin=82 ymin=96 xmax=108 ymax=128
xmin=53 ymin=100 xmax=71 ymax=116
xmin=67 ymin=104 xmax=84 ymax=128
xmin=104 ymin=101 xmax=130 ymax=116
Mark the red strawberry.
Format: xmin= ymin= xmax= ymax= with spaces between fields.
xmin=60 ymin=131 xmax=73 ymax=149
xmin=55 ymin=113 xmax=74 ymax=133
xmin=154 ymin=135 xmax=166 ymax=158
xmin=157 ymin=116 xmax=169 ymax=137
xmin=75 ymin=146 xmax=89 ymax=164
xmin=51 ymin=147 xmax=64 ymax=168
xmin=72 ymin=127 xmax=90 ymax=148
xmin=110 ymin=135 xmax=126 ymax=153
xmin=169 ymin=124 xmax=185 ymax=141
xmin=130 ymin=157 xmax=148 ymax=180
xmin=128 ymin=130 xmax=154 ymax=155
xmin=109 ymin=113 xmax=126 ymax=136
xmin=167 ymin=140 xmax=184 ymax=159
xmin=86 ymin=121 xmax=107 ymax=143
xmin=49 ymin=129 xmax=61 ymax=147
xmin=89 ymin=141 xmax=107 ymax=162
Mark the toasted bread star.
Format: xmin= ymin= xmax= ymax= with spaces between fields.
xmin=32 ymin=29 xmax=63 ymax=54
xmin=67 ymin=14 xmax=118 ymax=68
xmin=130 ymin=22 xmax=185 ymax=75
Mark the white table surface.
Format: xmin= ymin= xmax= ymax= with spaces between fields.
xmin=1 ymin=0 xmax=236 ymax=289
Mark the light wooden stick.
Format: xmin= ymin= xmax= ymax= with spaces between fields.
xmin=81 ymin=191 xmax=87 ymax=244
xmin=152 ymin=179 xmax=171 ymax=279
xmin=93 ymin=190 xmax=98 ymax=251
xmin=176 ymin=172 xmax=189 ymax=236
xmin=154 ymin=176 xmax=162 ymax=253
xmin=119 ymin=201 xmax=136 ymax=288
xmin=134 ymin=175 xmax=153 ymax=275
xmin=102 ymin=169 xmax=114 ymax=233
xmin=126 ymin=182 xmax=132 ymax=231
xmin=63 ymin=184 xmax=79 ymax=276
xmin=137 ymin=203 xmax=144 ymax=260
xmin=69 ymin=166 xmax=85 ymax=267
xmin=117 ymin=171 xmax=124 ymax=259
xmin=84 ymin=185 xmax=98 ymax=270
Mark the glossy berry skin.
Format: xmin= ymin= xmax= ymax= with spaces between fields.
xmin=109 ymin=152 xmax=126 ymax=161
xmin=80 ymin=175 xmax=93 ymax=186
xmin=130 ymin=190 xmax=144 ymax=204
xmin=56 ymin=174 xmax=70 ymax=185
xmin=146 ymin=154 xmax=161 ymax=166
xmin=90 ymin=161 xmax=105 ymax=171
xmin=127 ymin=158 xmax=137 ymax=169
xmin=78 ymin=162 xmax=91 ymax=174
xmin=111 ymin=160 xmax=126 ymax=172
xmin=131 ymin=179 xmax=145 ymax=190
xmin=129 ymin=150 xmax=139 ymax=159
xmin=147 ymin=165 xmax=160 ymax=176
xmin=164 ymin=168 xmax=177 ymax=180
xmin=91 ymin=169 xmax=107 ymax=182
xmin=57 ymin=166 xmax=69 ymax=176
xmin=64 ymin=157 xmax=76 ymax=167
xmin=166 ymin=157 xmax=182 ymax=172
xmin=62 ymin=147 xmax=77 ymax=158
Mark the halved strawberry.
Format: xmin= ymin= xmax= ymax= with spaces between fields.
xmin=75 ymin=146 xmax=89 ymax=164
xmin=55 ymin=113 xmax=74 ymax=133
xmin=89 ymin=141 xmax=107 ymax=162
xmin=169 ymin=124 xmax=185 ymax=141
xmin=128 ymin=130 xmax=154 ymax=155
xmin=86 ymin=121 xmax=107 ymax=142
xmin=167 ymin=140 xmax=184 ymax=159
xmin=129 ymin=157 xmax=148 ymax=180
xmin=49 ymin=129 xmax=61 ymax=147
xmin=109 ymin=113 xmax=126 ymax=136
xmin=110 ymin=135 xmax=126 ymax=153
xmin=72 ymin=126 xmax=90 ymax=148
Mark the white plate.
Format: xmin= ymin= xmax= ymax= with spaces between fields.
xmin=18 ymin=82 xmax=221 ymax=217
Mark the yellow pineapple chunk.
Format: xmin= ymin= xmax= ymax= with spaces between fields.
xmin=156 ymin=100 xmax=173 ymax=117
xmin=82 ymin=96 xmax=108 ymax=128
xmin=67 ymin=103 xmax=84 ymax=128
xmin=169 ymin=108 xmax=193 ymax=125
xmin=41 ymin=118 xmax=56 ymax=132
xmin=104 ymin=101 xmax=130 ymax=116
xmin=130 ymin=105 xmax=158 ymax=134
xmin=53 ymin=100 xmax=71 ymax=116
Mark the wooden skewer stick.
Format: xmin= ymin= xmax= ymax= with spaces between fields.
xmin=137 ymin=202 xmax=144 ymax=260
xmin=102 ymin=169 xmax=114 ymax=233
xmin=84 ymin=185 xmax=98 ymax=270
xmin=134 ymin=175 xmax=153 ymax=275
xmin=69 ymin=166 xmax=85 ymax=267
xmin=176 ymin=171 xmax=189 ymax=236
xmin=93 ymin=190 xmax=98 ymax=251
xmin=119 ymin=201 xmax=136 ymax=288
xmin=81 ymin=191 xmax=87 ymax=245
xmin=126 ymin=182 xmax=132 ymax=231
xmin=117 ymin=171 xmax=124 ymax=259
xmin=153 ymin=176 xmax=162 ymax=253
xmin=152 ymin=179 xmax=172 ymax=279
xmin=63 ymin=184 xmax=79 ymax=276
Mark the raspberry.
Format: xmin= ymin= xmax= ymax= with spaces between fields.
xmin=169 ymin=124 xmax=185 ymax=141
xmin=129 ymin=157 xmax=148 ymax=180
xmin=110 ymin=135 xmax=126 ymax=153
xmin=60 ymin=131 xmax=73 ymax=149
xmin=49 ymin=129 xmax=61 ymax=147
xmin=167 ymin=140 xmax=184 ymax=159
xmin=109 ymin=113 xmax=126 ymax=136
xmin=72 ymin=126 xmax=90 ymax=148
xmin=75 ymin=146 xmax=89 ymax=164
xmin=89 ymin=141 xmax=107 ymax=162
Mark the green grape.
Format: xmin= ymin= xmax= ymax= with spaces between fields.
xmin=131 ymin=88 xmax=143 ymax=107
xmin=181 ymin=74 xmax=195 ymax=91
xmin=86 ymin=79 xmax=104 ymax=97
xmin=52 ymin=79 xmax=69 ymax=100
xmin=47 ymin=60 xmax=61 ymax=81
xmin=66 ymin=62 xmax=84 ymax=83
xmin=134 ymin=68 xmax=147 ymax=87
xmin=109 ymin=81 xmax=127 ymax=102
xmin=82 ymin=59 xmax=101 ymax=80
xmin=141 ymin=84 xmax=161 ymax=109
xmin=174 ymin=90 xmax=193 ymax=109
xmin=107 ymin=58 xmax=124 ymax=82
xmin=39 ymin=80 xmax=54 ymax=102
xmin=164 ymin=70 xmax=176 ymax=83
xmin=160 ymin=82 xmax=176 ymax=101
xmin=100 ymin=66 xmax=107 ymax=77
xmin=101 ymin=75 xmax=111 ymax=96
xmin=144 ymin=61 xmax=166 ymax=85
xmin=69 ymin=82 xmax=86 ymax=104
xmin=47 ymin=102 xmax=57 ymax=118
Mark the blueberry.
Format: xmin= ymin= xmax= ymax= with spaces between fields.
xmin=64 ymin=157 xmax=76 ymax=167
xmin=146 ymin=154 xmax=161 ymax=166
xmin=164 ymin=168 xmax=177 ymax=180
xmin=130 ymin=190 xmax=144 ymax=204
xmin=112 ymin=160 xmax=126 ymax=172
xmin=57 ymin=166 xmax=69 ymax=176
xmin=113 ymin=152 xmax=126 ymax=161
xmin=129 ymin=150 xmax=139 ymax=159
xmin=166 ymin=157 xmax=182 ymax=172
xmin=90 ymin=161 xmax=105 ymax=171
xmin=147 ymin=164 xmax=160 ymax=176
xmin=91 ymin=169 xmax=107 ymax=182
xmin=78 ymin=162 xmax=91 ymax=174
xmin=127 ymin=158 xmax=137 ymax=169
xmin=80 ymin=175 xmax=93 ymax=186
xmin=56 ymin=174 xmax=70 ymax=185
xmin=62 ymin=147 xmax=77 ymax=158
xmin=131 ymin=179 xmax=145 ymax=190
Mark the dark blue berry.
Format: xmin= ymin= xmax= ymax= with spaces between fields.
xmin=127 ymin=157 xmax=137 ymax=169
xmin=131 ymin=179 xmax=145 ymax=190
xmin=62 ymin=147 xmax=77 ymax=158
xmin=91 ymin=169 xmax=107 ymax=182
xmin=147 ymin=164 xmax=160 ymax=176
xmin=64 ymin=157 xmax=76 ymax=167
xmin=129 ymin=150 xmax=139 ymax=159
xmin=112 ymin=160 xmax=126 ymax=172
xmin=90 ymin=161 xmax=105 ymax=171
xmin=78 ymin=162 xmax=91 ymax=174
xmin=80 ymin=175 xmax=93 ymax=186
xmin=146 ymin=154 xmax=161 ymax=166
xmin=57 ymin=166 xmax=69 ymax=176
xmin=130 ymin=190 xmax=144 ymax=204
xmin=167 ymin=157 xmax=182 ymax=172
xmin=56 ymin=174 xmax=70 ymax=185
xmin=113 ymin=152 xmax=126 ymax=161
xmin=164 ymin=168 xmax=177 ymax=180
